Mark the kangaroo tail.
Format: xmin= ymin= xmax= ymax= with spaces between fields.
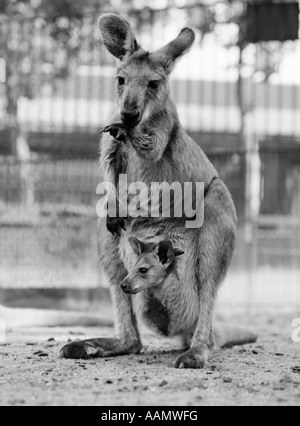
xmin=214 ymin=321 xmax=258 ymax=349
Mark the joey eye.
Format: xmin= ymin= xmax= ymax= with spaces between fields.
xmin=148 ymin=80 xmax=160 ymax=90
xmin=139 ymin=268 xmax=149 ymax=275
xmin=117 ymin=77 xmax=125 ymax=86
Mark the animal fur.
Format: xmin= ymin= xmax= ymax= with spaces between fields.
xmin=60 ymin=14 xmax=257 ymax=368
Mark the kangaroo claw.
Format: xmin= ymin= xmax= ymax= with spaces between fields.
xmin=107 ymin=216 xmax=127 ymax=237
xmin=101 ymin=123 xmax=127 ymax=143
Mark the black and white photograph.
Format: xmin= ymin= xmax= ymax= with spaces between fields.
xmin=0 ymin=0 xmax=300 ymax=408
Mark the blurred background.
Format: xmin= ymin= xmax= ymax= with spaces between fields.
xmin=0 ymin=0 xmax=300 ymax=316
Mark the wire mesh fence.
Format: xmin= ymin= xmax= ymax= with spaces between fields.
xmin=0 ymin=1 xmax=300 ymax=308
xmin=0 ymin=153 xmax=299 ymax=309
xmin=0 ymin=158 xmax=100 ymax=289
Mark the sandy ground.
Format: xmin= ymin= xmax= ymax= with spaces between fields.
xmin=0 ymin=310 xmax=300 ymax=406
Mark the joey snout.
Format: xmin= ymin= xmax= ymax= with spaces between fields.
xmin=120 ymin=278 xmax=140 ymax=295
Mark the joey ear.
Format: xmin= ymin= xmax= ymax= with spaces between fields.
xmin=99 ymin=14 xmax=140 ymax=60
xmin=174 ymin=248 xmax=185 ymax=257
xmin=153 ymin=28 xmax=195 ymax=73
xmin=129 ymin=237 xmax=144 ymax=256
xmin=129 ymin=237 xmax=155 ymax=256
xmin=155 ymin=241 xmax=184 ymax=267
xmin=155 ymin=241 xmax=175 ymax=267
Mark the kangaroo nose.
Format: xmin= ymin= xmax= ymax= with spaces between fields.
xmin=121 ymin=110 xmax=140 ymax=127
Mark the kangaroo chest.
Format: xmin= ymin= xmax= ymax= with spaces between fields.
xmin=124 ymin=145 xmax=193 ymax=188
xmin=125 ymin=153 xmax=171 ymax=186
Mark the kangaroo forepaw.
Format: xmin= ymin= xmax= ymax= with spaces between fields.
xmin=107 ymin=216 xmax=127 ymax=237
xmin=101 ymin=123 xmax=127 ymax=142
xmin=59 ymin=338 xmax=142 ymax=360
xmin=174 ymin=345 xmax=211 ymax=369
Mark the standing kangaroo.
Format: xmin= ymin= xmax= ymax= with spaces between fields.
xmin=60 ymin=15 xmax=257 ymax=368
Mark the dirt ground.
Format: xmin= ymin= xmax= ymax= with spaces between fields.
xmin=0 ymin=310 xmax=300 ymax=406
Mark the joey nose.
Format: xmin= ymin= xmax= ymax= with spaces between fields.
xmin=121 ymin=110 xmax=140 ymax=127
xmin=121 ymin=282 xmax=129 ymax=292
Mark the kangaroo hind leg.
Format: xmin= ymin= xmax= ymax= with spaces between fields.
xmin=174 ymin=179 xmax=237 ymax=369
xmin=60 ymin=219 xmax=142 ymax=360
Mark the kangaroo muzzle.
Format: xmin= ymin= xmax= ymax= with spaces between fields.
xmin=121 ymin=108 xmax=141 ymax=128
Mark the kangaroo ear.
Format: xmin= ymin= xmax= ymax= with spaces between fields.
xmin=99 ymin=14 xmax=140 ymax=60
xmin=154 ymin=28 xmax=195 ymax=73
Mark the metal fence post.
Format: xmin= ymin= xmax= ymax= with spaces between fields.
xmin=244 ymin=107 xmax=261 ymax=311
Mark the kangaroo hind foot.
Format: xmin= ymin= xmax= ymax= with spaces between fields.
xmin=59 ymin=338 xmax=142 ymax=360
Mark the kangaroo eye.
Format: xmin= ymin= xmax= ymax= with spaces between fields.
xmin=148 ymin=80 xmax=160 ymax=90
xmin=117 ymin=77 xmax=125 ymax=86
xmin=139 ymin=268 xmax=149 ymax=275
